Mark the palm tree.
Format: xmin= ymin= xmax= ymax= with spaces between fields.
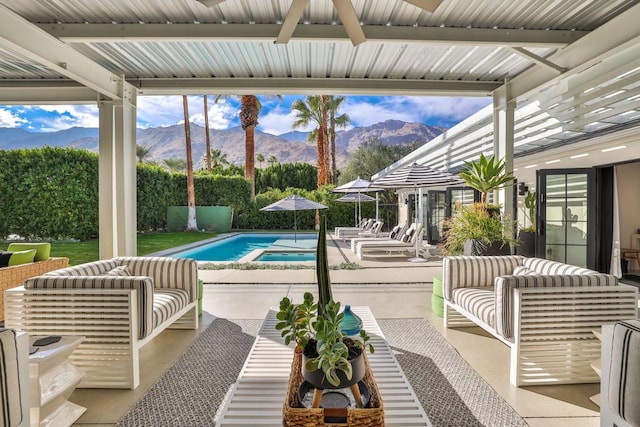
xmin=182 ymin=95 xmax=198 ymax=231
xmin=136 ymin=144 xmax=152 ymax=163
xmin=163 ymin=157 xmax=186 ymax=172
xmin=215 ymin=95 xmax=282 ymax=199
xmin=256 ymin=153 xmax=265 ymax=168
xmin=326 ymin=96 xmax=350 ymax=184
xmin=267 ymin=155 xmax=278 ymax=166
xmin=210 ymin=148 xmax=230 ymax=168
xmin=203 ymin=95 xmax=212 ymax=172
xmin=291 ymin=95 xmax=330 ymax=187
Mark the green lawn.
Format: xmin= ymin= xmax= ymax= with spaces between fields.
xmin=1 ymin=231 xmax=218 ymax=265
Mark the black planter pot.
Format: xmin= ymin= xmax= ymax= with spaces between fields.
xmin=516 ymin=230 xmax=536 ymax=257
xmin=302 ymin=353 xmax=365 ymax=390
xmin=463 ymin=239 xmax=511 ymax=256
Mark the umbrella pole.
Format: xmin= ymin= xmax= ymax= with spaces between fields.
xmin=294 ymin=210 xmax=297 ymax=242
xmin=409 ymin=186 xmax=427 ymax=263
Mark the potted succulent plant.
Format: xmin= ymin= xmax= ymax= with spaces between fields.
xmin=444 ymin=153 xmax=516 ymax=256
xmin=276 ymin=215 xmax=374 ymax=391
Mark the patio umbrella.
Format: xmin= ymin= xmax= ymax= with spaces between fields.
xmin=333 ymin=177 xmax=384 ymax=225
xmin=336 ymin=193 xmax=376 ymax=227
xmin=373 ymin=163 xmax=464 ymax=262
xmin=260 ymin=195 xmax=328 ymax=241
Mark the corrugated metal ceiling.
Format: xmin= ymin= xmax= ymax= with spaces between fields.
xmin=0 ymin=0 xmax=639 ymax=166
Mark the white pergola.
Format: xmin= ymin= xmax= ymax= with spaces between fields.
xmin=0 ymin=0 xmax=639 ymax=256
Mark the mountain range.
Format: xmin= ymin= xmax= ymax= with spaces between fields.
xmin=0 ymin=119 xmax=446 ymax=168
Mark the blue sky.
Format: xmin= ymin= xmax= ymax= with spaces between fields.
xmin=0 ymin=95 xmax=491 ymax=134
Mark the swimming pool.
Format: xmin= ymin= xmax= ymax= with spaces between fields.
xmin=256 ymin=252 xmax=316 ymax=262
xmin=169 ymin=233 xmax=317 ymax=262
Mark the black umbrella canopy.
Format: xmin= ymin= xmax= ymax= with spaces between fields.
xmin=372 ymin=163 xmax=464 ymax=188
xmin=372 ymin=163 xmax=463 ymax=262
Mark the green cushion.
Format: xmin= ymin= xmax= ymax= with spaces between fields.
xmin=433 ymin=274 xmax=443 ymax=298
xmin=431 ymin=294 xmax=444 ymax=317
xmin=8 ymin=249 xmax=37 ymax=266
xmin=7 ymin=243 xmax=51 ymax=261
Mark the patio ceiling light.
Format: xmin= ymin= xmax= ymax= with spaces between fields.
xmin=601 ymin=145 xmax=626 ymax=152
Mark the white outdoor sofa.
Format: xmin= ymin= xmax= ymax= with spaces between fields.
xmin=4 ymin=256 xmax=199 ymax=390
xmin=442 ymin=255 xmax=638 ymax=386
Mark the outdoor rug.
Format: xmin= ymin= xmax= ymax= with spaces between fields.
xmin=117 ymin=317 xmax=527 ymax=427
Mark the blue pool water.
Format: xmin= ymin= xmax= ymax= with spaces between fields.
xmin=257 ymin=252 xmax=316 ymax=262
xmin=170 ymin=233 xmax=316 ymax=262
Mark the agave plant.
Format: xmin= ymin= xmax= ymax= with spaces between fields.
xmin=459 ymin=153 xmax=514 ymax=205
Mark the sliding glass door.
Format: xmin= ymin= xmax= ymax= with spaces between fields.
xmin=537 ymin=169 xmax=596 ymax=268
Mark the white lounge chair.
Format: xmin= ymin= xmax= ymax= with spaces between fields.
xmin=341 ymin=219 xmax=384 ymax=241
xmin=350 ymin=223 xmax=407 ymax=253
xmin=356 ymin=223 xmax=424 ymax=260
xmin=335 ymin=218 xmax=374 ymax=239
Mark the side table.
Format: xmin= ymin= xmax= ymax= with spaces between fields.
xmin=29 ymin=336 xmax=86 ymax=427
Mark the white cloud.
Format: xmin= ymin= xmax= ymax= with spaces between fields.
xmin=403 ymin=96 xmax=492 ymax=124
xmin=138 ymin=95 xmax=237 ymax=129
xmin=0 ymin=109 xmax=27 ymax=127
xmin=258 ymin=107 xmax=313 ymax=135
xmin=26 ymin=105 xmax=99 ymax=131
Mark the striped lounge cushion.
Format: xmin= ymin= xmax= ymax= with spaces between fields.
xmin=443 ymin=255 xmax=524 ymax=300
xmin=608 ymin=320 xmax=640 ymax=427
xmin=0 ymin=329 xmax=23 ymax=427
xmin=523 ymin=258 xmax=597 ymax=275
xmin=451 ymin=287 xmax=495 ymax=328
xmin=152 ymin=289 xmax=191 ymax=330
xmin=44 ymin=259 xmax=117 ymax=276
xmin=115 ymin=257 xmax=198 ymax=303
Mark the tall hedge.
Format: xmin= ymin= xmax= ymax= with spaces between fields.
xmin=255 ymin=163 xmax=317 ymax=193
xmin=0 ymin=147 xmax=386 ymax=239
xmin=0 ymin=147 xmax=99 ymax=240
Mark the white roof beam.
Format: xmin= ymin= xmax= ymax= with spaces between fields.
xmin=133 ymin=77 xmax=500 ymax=96
xmin=509 ymin=2 xmax=640 ymax=100
xmin=0 ymin=81 xmax=97 ymax=104
xmin=0 ymin=4 xmax=122 ymax=100
xmin=509 ymin=47 xmax=566 ymax=74
xmin=41 ymin=23 xmax=586 ymax=47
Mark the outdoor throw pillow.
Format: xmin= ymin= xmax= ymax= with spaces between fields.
xmin=7 ymin=249 xmax=37 ymax=266
xmin=513 ymin=265 xmax=538 ymax=276
xmin=104 ymin=265 xmax=131 ymax=276
xmin=7 ymin=242 xmax=51 ymax=261
xmin=0 ymin=250 xmax=12 ymax=268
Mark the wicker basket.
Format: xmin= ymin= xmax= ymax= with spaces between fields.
xmin=283 ymin=348 xmax=385 ymax=427
xmin=0 ymin=257 xmax=69 ymax=319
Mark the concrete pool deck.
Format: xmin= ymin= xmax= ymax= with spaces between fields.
xmin=198 ymin=232 xmax=442 ymax=285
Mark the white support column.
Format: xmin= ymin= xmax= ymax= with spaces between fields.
xmin=98 ymin=83 xmax=138 ymax=258
xmin=493 ymin=82 xmax=515 ymax=227
xmin=114 ymin=85 xmax=137 ymax=256
xmin=98 ymin=101 xmax=117 ymax=258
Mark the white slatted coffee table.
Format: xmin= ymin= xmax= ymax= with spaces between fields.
xmin=216 ymin=306 xmax=431 ymax=426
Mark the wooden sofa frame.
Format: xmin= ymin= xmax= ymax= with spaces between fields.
xmin=442 ymin=255 xmax=639 ymax=387
xmin=4 ymin=257 xmax=198 ymax=390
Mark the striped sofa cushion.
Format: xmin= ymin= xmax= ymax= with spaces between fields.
xmin=451 ymin=287 xmax=495 ymax=328
xmin=609 ymin=320 xmax=640 ymax=427
xmin=24 ymin=276 xmax=155 ymax=340
xmin=115 ymin=257 xmax=198 ymax=303
xmin=0 ymin=329 xmax=22 ymax=427
xmin=43 ymin=259 xmax=117 ymax=276
xmin=523 ymin=258 xmax=597 ymax=275
xmin=494 ymin=273 xmax=618 ymax=339
xmin=153 ymin=289 xmax=191 ymax=330
xmin=443 ymin=255 xmax=524 ymax=300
